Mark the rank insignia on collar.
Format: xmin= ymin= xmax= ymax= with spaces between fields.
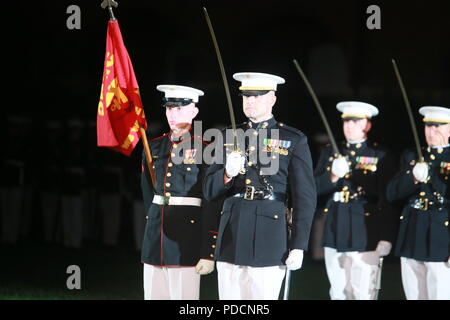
xmin=183 ymin=149 xmax=197 ymax=164
xmin=355 ymin=156 xmax=379 ymax=172
xmin=263 ymin=139 xmax=291 ymax=156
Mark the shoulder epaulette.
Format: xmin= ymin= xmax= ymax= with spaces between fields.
xmin=149 ymin=132 xmax=170 ymax=143
xmin=277 ymin=122 xmax=304 ymax=136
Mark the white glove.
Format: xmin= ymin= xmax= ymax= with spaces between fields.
xmin=447 ymin=258 xmax=450 ymax=268
xmin=195 ymin=259 xmax=215 ymax=275
xmin=285 ymin=249 xmax=304 ymax=271
xmin=413 ymin=162 xmax=429 ymax=182
xmin=225 ymin=152 xmax=245 ymax=178
xmin=375 ymin=241 xmax=392 ymax=257
xmin=331 ymin=157 xmax=350 ymax=178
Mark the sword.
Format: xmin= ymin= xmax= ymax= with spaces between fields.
xmin=374 ymin=257 xmax=384 ymax=300
xmin=283 ymin=207 xmax=294 ymax=300
xmin=283 ymin=269 xmax=292 ymax=300
xmin=293 ymin=59 xmax=341 ymax=157
xmin=203 ymin=7 xmax=240 ymax=152
xmin=391 ymin=59 xmax=424 ymax=162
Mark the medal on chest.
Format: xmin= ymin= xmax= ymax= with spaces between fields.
xmin=262 ymin=139 xmax=291 ymax=156
xmin=354 ymin=156 xmax=379 ymax=172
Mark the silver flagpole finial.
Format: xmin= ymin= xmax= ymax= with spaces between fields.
xmin=101 ymin=0 xmax=118 ymax=21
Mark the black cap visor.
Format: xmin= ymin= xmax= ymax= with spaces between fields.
xmin=162 ymin=97 xmax=194 ymax=107
xmin=239 ymin=90 xmax=271 ymax=97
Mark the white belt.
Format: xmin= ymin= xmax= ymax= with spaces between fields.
xmin=152 ymin=195 xmax=202 ymax=207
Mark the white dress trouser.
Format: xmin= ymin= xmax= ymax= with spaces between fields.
xmin=143 ymin=264 xmax=200 ymax=300
xmin=401 ymin=257 xmax=450 ymax=300
xmin=324 ymin=247 xmax=380 ymax=300
xmin=217 ymin=261 xmax=287 ymax=300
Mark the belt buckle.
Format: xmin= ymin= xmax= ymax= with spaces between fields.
xmin=163 ymin=196 xmax=170 ymax=206
xmin=244 ymin=186 xmax=255 ymax=200
xmin=419 ymin=198 xmax=428 ymax=211
xmin=341 ymin=191 xmax=350 ymax=203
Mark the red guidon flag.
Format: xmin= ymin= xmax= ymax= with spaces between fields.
xmin=97 ymin=20 xmax=147 ymax=156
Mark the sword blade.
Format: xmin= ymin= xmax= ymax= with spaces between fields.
xmin=374 ymin=257 xmax=384 ymax=300
xmin=283 ymin=269 xmax=292 ymax=300
xmin=391 ymin=59 xmax=424 ymax=162
xmin=293 ymin=59 xmax=341 ymax=157
xmin=203 ymin=7 xmax=239 ymax=151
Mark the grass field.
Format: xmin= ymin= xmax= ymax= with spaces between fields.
xmin=0 ymin=241 xmax=406 ymax=300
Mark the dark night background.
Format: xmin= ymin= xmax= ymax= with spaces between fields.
xmin=0 ymin=0 xmax=449 ymax=300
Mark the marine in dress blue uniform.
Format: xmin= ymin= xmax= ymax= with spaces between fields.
xmin=203 ymin=73 xmax=317 ymax=300
xmin=314 ymin=102 xmax=398 ymax=300
xmin=141 ymin=85 xmax=220 ymax=300
xmin=387 ymin=106 xmax=450 ymax=300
